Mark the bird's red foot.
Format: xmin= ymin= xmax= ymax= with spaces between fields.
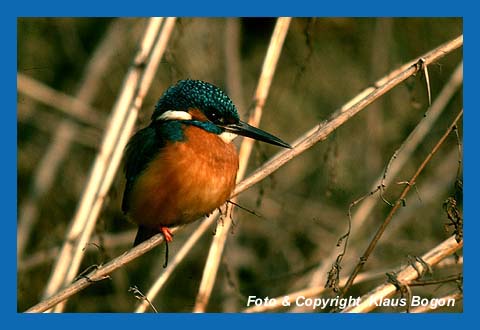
xmin=161 ymin=226 xmax=173 ymax=242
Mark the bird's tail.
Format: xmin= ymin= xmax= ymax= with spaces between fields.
xmin=133 ymin=225 xmax=160 ymax=246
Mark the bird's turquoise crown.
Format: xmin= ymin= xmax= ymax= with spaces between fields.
xmin=152 ymin=79 xmax=239 ymax=125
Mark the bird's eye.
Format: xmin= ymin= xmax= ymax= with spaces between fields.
xmin=207 ymin=109 xmax=224 ymax=124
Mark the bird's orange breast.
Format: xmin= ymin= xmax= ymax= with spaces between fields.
xmin=127 ymin=124 xmax=239 ymax=229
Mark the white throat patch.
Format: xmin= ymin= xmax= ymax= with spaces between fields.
xmin=219 ymin=131 xmax=238 ymax=143
xmin=156 ymin=110 xmax=193 ymax=121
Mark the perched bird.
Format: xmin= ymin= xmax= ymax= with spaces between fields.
xmin=122 ymin=79 xmax=290 ymax=249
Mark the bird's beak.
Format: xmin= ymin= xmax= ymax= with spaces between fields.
xmin=222 ymin=120 xmax=291 ymax=149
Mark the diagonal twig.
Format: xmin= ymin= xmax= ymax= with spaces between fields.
xmin=233 ymin=36 xmax=463 ymax=197
xmin=342 ymin=235 xmax=463 ymax=313
xmin=17 ymin=73 xmax=105 ymax=128
xmin=193 ymin=17 xmax=292 ymax=313
xmin=16 ymin=19 xmax=133 ymax=262
xmin=243 ymin=255 xmax=462 ymax=313
xmin=307 ymin=60 xmax=463 ymax=289
xmin=339 ymin=109 xmax=463 ymax=298
xmin=41 ymin=18 xmax=176 ymax=312
xmin=134 ymin=212 xmax=219 ymax=312
xmin=136 ymin=17 xmax=249 ymax=312
xmin=25 ymin=34 xmax=462 ymax=313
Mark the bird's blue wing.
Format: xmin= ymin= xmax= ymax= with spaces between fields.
xmin=122 ymin=125 xmax=163 ymax=214
xmin=122 ymin=121 xmax=186 ymax=214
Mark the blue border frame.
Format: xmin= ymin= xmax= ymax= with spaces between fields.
xmin=9 ymin=1 xmax=475 ymax=328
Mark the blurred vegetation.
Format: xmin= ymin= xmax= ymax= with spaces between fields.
xmin=17 ymin=18 xmax=463 ymax=312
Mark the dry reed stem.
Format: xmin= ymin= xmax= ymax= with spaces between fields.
xmin=16 ymin=73 xmax=104 ymax=128
xmin=137 ymin=18 xmax=249 ymax=312
xmin=237 ymin=17 xmax=291 ymax=179
xmin=290 ymin=149 xmax=461 ymax=313
xmin=19 ymin=230 xmax=136 ymax=272
xmin=17 ymin=124 xmax=73 ymax=261
xmin=132 ymin=19 xmax=247 ymax=311
xmin=17 ymin=19 xmax=132 ymax=261
xmin=57 ymin=17 xmax=177 ymax=312
xmin=224 ymin=18 xmax=246 ymax=115
xmin=244 ymin=269 xmax=387 ymax=313
xmin=25 ymin=33 xmax=462 ymax=314
xmin=193 ymin=17 xmax=292 ymax=313
xmin=219 ymin=19 xmax=246 ymax=312
xmin=134 ymin=213 xmax=219 ymax=312
xmin=41 ymin=18 xmax=176 ymax=312
xmin=365 ymin=18 xmax=392 ymax=172
xmin=26 ymin=226 xmax=181 ymax=313
xmin=243 ymin=256 xmax=462 ymax=313
xmin=342 ymin=235 xmax=463 ymax=313
xmin=233 ymin=35 xmax=463 ymax=197
xmin=380 ymin=148 xmax=459 ymax=239
xmin=307 ymin=60 xmax=463 ymax=289
xmin=340 ymin=109 xmax=463 ymax=297
xmin=134 ymin=18 xmax=247 ymax=312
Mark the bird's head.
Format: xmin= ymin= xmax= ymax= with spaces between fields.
xmin=152 ymin=79 xmax=291 ymax=148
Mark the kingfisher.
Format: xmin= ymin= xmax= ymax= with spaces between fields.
xmin=122 ymin=79 xmax=291 ymax=250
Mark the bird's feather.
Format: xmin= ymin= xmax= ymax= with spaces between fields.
xmin=122 ymin=121 xmax=186 ymax=213
xmin=122 ymin=125 xmax=162 ymax=213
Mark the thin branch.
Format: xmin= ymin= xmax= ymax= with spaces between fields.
xmin=134 ymin=214 xmax=218 ymax=313
xmin=26 ymin=227 xmax=178 ymax=313
xmin=25 ymin=34 xmax=462 ymax=313
xmin=233 ymin=35 xmax=463 ymax=198
xmin=381 ymin=148 xmax=460 ymax=241
xmin=19 ymin=230 xmax=136 ymax=272
xmin=243 ymin=255 xmax=462 ymax=313
xmin=237 ymin=17 xmax=292 ymax=180
xmin=408 ymin=273 xmax=462 ymax=287
xmin=365 ymin=18 xmax=392 ymax=173
xmin=244 ymin=269 xmax=387 ymax=313
xmin=193 ymin=17 xmax=292 ymax=313
xmin=129 ymin=286 xmax=158 ymax=313
xmin=307 ymin=60 xmax=463 ymax=289
xmin=224 ymin=18 xmax=246 ymax=115
xmin=304 ymin=148 xmax=461 ymax=312
xmin=340 ymin=109 xmax=463 ymax=298
xmin=17 ymin=73 xmax=105 ymax=128
xmin=318 ymin=61 xmax=463 ymax=292
xmin=41 ymin=18 xmax=176 ymax=312
xmin=342 ymin=235 xmax=463 ymax=313
xmin=381 ymin=63 xmax=462 ymax=191
xmin=136 ymin=17 xmax=249 ymax=312
xmin=16 ymin=19 xmax=133 ymax=262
